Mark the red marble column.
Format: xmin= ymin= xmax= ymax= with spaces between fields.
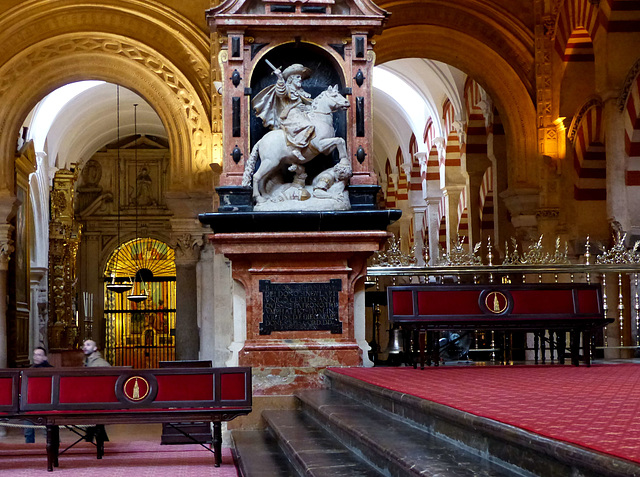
xmin=211 ymin=230 xmax=389 ymax=394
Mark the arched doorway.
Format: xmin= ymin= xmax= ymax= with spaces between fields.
xmin=104 ymin=237 xmax=176 ymax=368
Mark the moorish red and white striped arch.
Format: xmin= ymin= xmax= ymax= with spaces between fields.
xmin=464 ymin=78 xmax=488 ymax=159
xmin=624 ymin=67 xmax=640 ymax=186
xmin=395 ymin=146 xmax=409 ymax=201
xmin=555 ymin=0 xmax=640 ymax=61
xmin=571 ymin=101 xmax=606 ymax=200
xmin=384 ymin=158 xmax=397 ymax=208
xmin=408 ymin=132 xmax=422 ymax=195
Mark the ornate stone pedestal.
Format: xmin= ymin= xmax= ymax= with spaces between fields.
xmin=210 ymin=230 xmax=389 ymax=395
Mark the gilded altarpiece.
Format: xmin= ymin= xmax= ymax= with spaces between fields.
xmin=48 ymin=167 xmax=82 ymax=351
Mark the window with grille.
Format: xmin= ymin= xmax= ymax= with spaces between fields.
xmin=104 ymin=237 xmax=176 ymax=368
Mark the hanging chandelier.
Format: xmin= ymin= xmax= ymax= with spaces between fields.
xmin=106 ymin=85 xmax=133 ymax=294
xmin=127 ymin=102 xmax=149 ymax=303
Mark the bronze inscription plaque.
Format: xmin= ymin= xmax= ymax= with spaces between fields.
xmin=259 ymin=279 xmax=342 ymax=334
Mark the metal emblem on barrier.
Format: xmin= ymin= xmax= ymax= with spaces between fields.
xmin=123 ymin=376 xmax=150 ymax=402
xmin=485 ymin=291 xmax=508 ymax=314
xmin=479 ymin=290 xmax=511 ymax=315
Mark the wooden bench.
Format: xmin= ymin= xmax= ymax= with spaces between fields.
xmin=388 ymin=284 xmax=613 ymax=367
xmin=0 ymin=366 xmax=252 ymax=471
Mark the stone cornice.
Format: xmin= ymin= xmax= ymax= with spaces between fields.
xmin=208 ymin=0 xmax=390 ymax=35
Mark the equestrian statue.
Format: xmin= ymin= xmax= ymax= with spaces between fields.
xmin=242 ymin=63 xmax=352 ymax=210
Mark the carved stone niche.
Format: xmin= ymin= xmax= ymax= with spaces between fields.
xmin=207 ymin=0 xmax=389 ymax=211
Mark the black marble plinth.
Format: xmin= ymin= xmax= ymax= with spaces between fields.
xmin=348 ymin=185 xmax=381 ymax=210
xmin=198 ymin=209 xmax=402 ymax=233
xmin=216 ymin=186 xmax=253 ymax=212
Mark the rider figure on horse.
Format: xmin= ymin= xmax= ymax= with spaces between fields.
xmin=253 ymin=63 xmax=315 ymax=162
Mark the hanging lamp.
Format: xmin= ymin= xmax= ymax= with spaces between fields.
xmin=127 ymin=102 xmax=149 ymax=303
xmin=106 ymin=85 xmax=133 ymax=293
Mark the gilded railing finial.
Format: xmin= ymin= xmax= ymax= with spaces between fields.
xmin=585 ymin=235 xmax=591 ymax=265
xmin=369 ymin=234 xmax=417 ymax=267
xmin=596 ymin=227 xmax=640 ymax=264
xmin=442 ymin=235 xmax=481 ymax=266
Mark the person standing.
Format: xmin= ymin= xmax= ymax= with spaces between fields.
xmin=82 ymin=339 xmax=110 ymax=367
xmin=25 ymin=347 xmax=53 ymax=443
xmin=82 ymin=340 xmax=110 ymax=447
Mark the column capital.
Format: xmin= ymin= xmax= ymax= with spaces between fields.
xmin=478 ymin=96 xmax=493 ymax=128
xmin=171 ymin=232 xmax=204 ymax=263
xmin=0 ymin=223 xmax=14 ymax=271
xmin=442 ymin=185 xmax=465 ymax=198
xmin=434 ymin=137 xmax=446 ymax=162
xmin=452 ymin=120 xmax=467 ymax=144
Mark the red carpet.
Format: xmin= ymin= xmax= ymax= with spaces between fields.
xmin=0 ymin=440 xmax=238 ymax=476
xmin=331 ymin=363 xmax=640 ymax=464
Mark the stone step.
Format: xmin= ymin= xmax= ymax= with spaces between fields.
xmin=296 ymin=388 xmax=519 ymax=477
xmin=324 ymin=369 xmax=640 ymax=477
xmin=263 ymin=409 xmax=383 ymax=477
xmin=231 ymin=429 xmax=299 ymax=477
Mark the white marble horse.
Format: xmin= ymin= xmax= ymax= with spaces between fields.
xmin=242 ymin=85 xmax=350 ymax=203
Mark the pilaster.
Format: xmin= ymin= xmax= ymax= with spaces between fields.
xmin=198 ymin=242 xmax=234 ymax=366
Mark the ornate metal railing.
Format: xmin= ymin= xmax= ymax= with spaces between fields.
xmin=366 ymin=231 xmax=640 ymax=360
